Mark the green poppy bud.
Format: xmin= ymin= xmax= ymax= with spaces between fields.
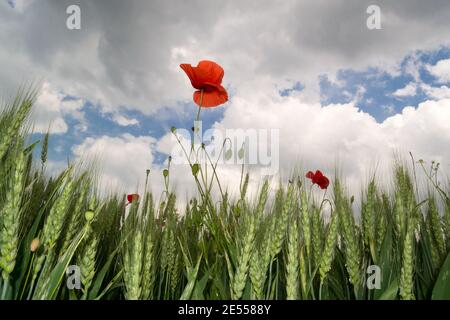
xmin=85 ymin=210 xmax=95 ymax=221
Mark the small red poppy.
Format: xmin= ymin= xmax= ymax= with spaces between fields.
xmin=180 ymin=60 xmax=228 ymax=108
xmin=306 ymin=170 xmax=330 ymax=190
xmin=127 ymin=194 xmax=139 ymax=203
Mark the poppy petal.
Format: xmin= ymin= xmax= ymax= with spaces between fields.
xmin=127 ymin=194 xmax=139 ymax=203
xmin=196 ymin=60 xmax=224 ymax=85
xmin=180 ymin=60 xmax=225 ymax=90
xmin=193 ymin=85 xmax=228 ymax=107
xmin=318 ymin=176 xmax=330 ymax=189
xmin=315 ymin=170 xmax=324 ymax=178
xmin=180 ymin=64 xmax=201 ymax=89
xmin=306 ymin=171 xmax=314 ymax=179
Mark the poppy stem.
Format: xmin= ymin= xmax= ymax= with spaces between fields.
xmin=195 ymin=89 xmax=204 ymax=122
xmin=191 ymin=89 xmax=204 ymax=155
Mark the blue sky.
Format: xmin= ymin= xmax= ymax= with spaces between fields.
xmin=320 ymin=47 xmax=450 ymax=121
xmin=32 ymin=97 xmax=226 ymax=166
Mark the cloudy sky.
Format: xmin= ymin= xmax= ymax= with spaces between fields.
xmin=1 ymin=0 xmax=450 ymax=201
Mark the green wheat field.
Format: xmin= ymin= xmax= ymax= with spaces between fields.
xmin=0 ymin=91 xmax=449 ymax=300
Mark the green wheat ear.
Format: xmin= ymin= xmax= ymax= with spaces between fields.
xmin=0 ymin=145 xmax=26 ymax=280
xmin=300 ymin=188 xmax=311 ymax=258
xmin=141 ymin=205 xmax=155 ymax=300
xmin=445 ymin=199 xmax=450 ymax=248
xmin=79 ymin=232 xmax=99 ymax=298
xmin=319 ymin=209 xmax=339 ymax=282
xmin=40 ymin=131 xmax=50 ymax=168
xmin=286 ymin=215 xmax=299 ymax=300
xmin=123 ymin=229 xmax=143 ymax=300
xmin=249 ymin=248 xmax=264 ymax=300
xmin=335 ymin=180 xmax=362 ymax=290
xmin=232 ymin=208 xmax=256 ymax=300
xmin=41 ymin=167 xmax=75 ymax=250
xmin=400 ymin=219 xmax=415 ymax=300
xmin=311 ymin=205 xmax=324 ymax=267
xmin=428 ymin=197 xmax=446 ymax=259
xmin=0 ymin=89 xmax=36 ymax=160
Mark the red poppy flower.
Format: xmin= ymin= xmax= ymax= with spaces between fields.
xmin=180 ymin=60 xmax=228 ymax=107
xmin=306 ymin=170 xmax=330 ymax=190
xmin=127 ymin=194 xmax=139 ymax=203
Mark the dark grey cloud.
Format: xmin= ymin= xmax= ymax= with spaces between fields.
xmin=1 ymin=0 xmax=450 ymax=112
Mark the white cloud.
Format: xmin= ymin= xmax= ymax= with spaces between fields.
xmin=72 ymin=134 xmax=156 ymax=193
xmin=74 ymin=89 xmax=450 ymax=205
xmin=211 ymin=89 xmax=450 ymax=198
xmin=112 ymin=114 xmax=139 ymax=126
xmin=427 ymin=58 xmax=450 ymax=83
xmin=32 ymin=82 xmax=84 ymax=134
xmin=45 ymin=160 xmax=68 ymax=177
xmin=403 ymin=54 xmax=422 ymax=82
xmin=393 ymin=82 xmax=417 ymax=97
xmin=421 ymin=83 xmax=450 ymax=100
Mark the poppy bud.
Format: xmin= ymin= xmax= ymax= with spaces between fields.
xmin=163 ymin=169 xmax=169 ymax=178
xmin=30 ymin=238 xmax=40 ymax=252
xmin=85 ymin=210 xmax=95 ymax=221
xmin=225 ymin=149 xmax=232 ymax=160
xmin=171 ymin=126 xmax=177 ymax=133
xmin=238 ymin=147 xmax=245 ymax=160
xmin=191 ymin=163 xmax=200 ymax=176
